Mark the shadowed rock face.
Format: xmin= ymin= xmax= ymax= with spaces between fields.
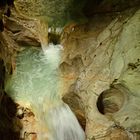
xmin=14 ymin=0 xmax=87 ymax=27
xmin=0 ymin=92 xmax=21 ymax=140
xmin=14 ymin=0 xmax=140 ymax=27
xmin=97 ymin=86 xmax=125 ymax=115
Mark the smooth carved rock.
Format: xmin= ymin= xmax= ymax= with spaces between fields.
xmin=61 ymin=8 xmax=140 ymax=139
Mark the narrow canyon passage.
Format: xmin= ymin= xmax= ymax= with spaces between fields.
xmin=0 ymin=0 xmax=140 ymax=140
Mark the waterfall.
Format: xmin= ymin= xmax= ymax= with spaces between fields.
xmin=46 ymin=103 xmax=85 ymax=140
xmin=5 ymin=44 xmax=85 ymax=140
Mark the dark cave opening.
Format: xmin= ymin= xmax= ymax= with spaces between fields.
xmin=97 ymin=93 xmax=104 ymax=114
xmin=96 ymin=87 xmax=125 ymax=115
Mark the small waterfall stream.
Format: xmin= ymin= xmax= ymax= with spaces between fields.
xmin=5 ymin=43 xmax=85 ymax=140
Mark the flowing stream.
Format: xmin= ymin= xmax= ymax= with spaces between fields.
xmin=5 ymin=44 xmax=85 ymax=140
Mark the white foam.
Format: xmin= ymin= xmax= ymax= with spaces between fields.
xmin=43 ymin=103 xmax=85 ymax=140
xmin=5 ymin=44 xmax=85 ymax=140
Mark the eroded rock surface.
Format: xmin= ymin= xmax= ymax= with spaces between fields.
xmin=60 ymin=8 xmax=140 ymax=140
xmin=0 ymin=0 xmax=140 ymax=140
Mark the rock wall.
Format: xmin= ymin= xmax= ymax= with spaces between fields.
xmin=0 ymin=0 xmax=140 ymax=140
xmin=60 ymin=8 xmax=140 ymax=140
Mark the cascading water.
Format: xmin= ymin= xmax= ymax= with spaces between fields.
xmin=5 ymin=44 xmax=85 ymax=140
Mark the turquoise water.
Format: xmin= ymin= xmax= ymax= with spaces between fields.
xmin=5 ymin=44 xmax=85 ymax=140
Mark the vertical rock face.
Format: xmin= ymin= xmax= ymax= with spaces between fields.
xmin=60 ymin=8 xmax=140 ymax=140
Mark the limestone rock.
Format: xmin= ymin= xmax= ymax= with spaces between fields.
xmin=0 ymin=0 xmax=140 ymax=140
xmin=61 ymin=8 xmax=140 ymax=139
